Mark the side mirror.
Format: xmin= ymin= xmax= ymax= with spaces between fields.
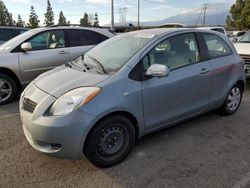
xmin=146 ymin=64 xmax=170 ymax=78
xmin=21 ymin=42 xmax=32 ymax=51
xmin=232 ymin=37 xmax=238 ymax=43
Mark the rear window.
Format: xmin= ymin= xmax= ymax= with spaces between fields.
xmin=68 ymin=29 xmax=108 ymax=47
xmin=202 ymin=34 xmax=232 ymax=58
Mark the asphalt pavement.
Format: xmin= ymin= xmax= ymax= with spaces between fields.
xmin=0 ymin=88 xmax=250 ymax=188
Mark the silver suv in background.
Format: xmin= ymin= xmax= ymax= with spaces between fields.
xmin=0 ymin=26 xmax=115 ymax=104
xmin=0 ymin=26 xmax=29 ymax=45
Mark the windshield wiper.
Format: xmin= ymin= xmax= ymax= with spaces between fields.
xmin=239 ymin=41 xmax=250 ymax=43
xmin=87 ymin=55 xmax=107 ymax=74
xmin=65 ymin=62 xmax=72 ymax=68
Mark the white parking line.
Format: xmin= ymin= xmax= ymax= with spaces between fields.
xmin=232 ymin=172 xmax=250 ymax=188
xmin=0 ymin=113 xmax=20 ymax=119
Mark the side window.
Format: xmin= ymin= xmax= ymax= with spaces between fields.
xmin=143 ymin=33 xmax=200 ymax=71
xmin=0 ymin=29 xmax=19 ymax=41
xmin=69 ymin=29 xmax=108 ymax=47
xmin=203 ymin=34 xmax=231 ymax=58
xmin=28 ymin=30 xmax=65 ymax=51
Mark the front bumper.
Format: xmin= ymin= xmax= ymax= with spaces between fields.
xmin=20 ymin=83 xmax=96 ymax=159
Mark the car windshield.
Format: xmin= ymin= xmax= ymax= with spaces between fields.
xmin=238 ymin=31 xmax=250 ymax=43
xmin=0 ymin=29 xmax=36 ymax=51
xmin=78 ymin=32 xmax=155 ymax=73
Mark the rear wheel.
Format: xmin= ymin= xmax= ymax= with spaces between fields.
xmin=84 ymin=115 xmax=135 ymax=168
xmin=0 ymin=73 xmax=18 ymax=105
xmin=221 ymin=84 xmax=243 ymax=115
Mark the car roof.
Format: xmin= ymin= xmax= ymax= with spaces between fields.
xmin=125 ymin=28 xmax=193 ymax=36
xmin=196 ymin=26 xmax=225 ymax=30
xmin=0 ymin=26 xmax=29 ymax=30
xmin=29 ymin=26 xmax=115 ymax=38
xmin=122 ymin=28 xmax=223 ymax=38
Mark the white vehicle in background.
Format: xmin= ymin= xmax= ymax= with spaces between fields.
xmin=196 ymin=27 xmax=227 ymax=36
xmin=234 ymin=30 xmax=250 ymax=77
xmin=230 ymin=31 xmax=246 ymax=42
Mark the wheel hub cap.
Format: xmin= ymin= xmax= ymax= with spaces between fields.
xmin=0 ymin=79 xmax=12 ymax=102
xmin=227 ymin=87 xmax=241 ymax=112
xmin=97 ymin=126 xmax=125 ymax=156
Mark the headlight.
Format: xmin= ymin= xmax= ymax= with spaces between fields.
xmin=49 ymin=87 xmax=101 ymax=116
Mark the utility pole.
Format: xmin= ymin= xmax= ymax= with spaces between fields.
xmin=138 ymin=0 xmax=140 ymax=29
xmin=111 ymin=0 xmax=114 ymax=30
xmin=203 ymin=3 xmax=209 ymax=26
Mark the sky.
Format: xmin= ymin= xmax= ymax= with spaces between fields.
xmin=2 ymin=0 xmax=236 ymax=26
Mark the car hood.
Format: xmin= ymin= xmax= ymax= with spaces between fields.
xmin=234 ymin=43 xmax=250 ymax=55
xmin=34 ymin=66 xmax=110 ymax=98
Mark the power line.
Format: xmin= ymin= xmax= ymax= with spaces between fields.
xmin=203 ymin=3 xmax=209 ymax=26
xmin=111 ymin=0 xmax=114 ymax=30
xmin=138 ymin=0 xmax=140 ymax=29
xmin=118 ymin=7 xmax=128 ymax=24
xmin=195 ymin=7 xmax=204 ymax=26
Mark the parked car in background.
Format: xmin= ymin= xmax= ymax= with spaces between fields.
xmin=0 ymin=26 xmax=115 ymax=104
xmin=230 ymin=31 xmax=246 ymax=42
xmin=196 ymin=27 xmax=227 ymax=36
xmin=234 ymin=30 xmax=250 ymax=77
xmin=0 ymin=26 xmax=28 ymax=45
xmin=20 ymin=28 xmax=245 ymax=168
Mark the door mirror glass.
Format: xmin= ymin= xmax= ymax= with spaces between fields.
xmin=146 ymin=64 xmax=170 ymax=77
xmin=232 ymin=37 xmax=238 ymax=43
xmin=21 ymin=42 xmax=32 ymax=51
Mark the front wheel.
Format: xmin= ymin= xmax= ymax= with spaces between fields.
xmin=84 ymin=115 xmax=135 ymax=168
xmin=0 ymin=73 xmax=18 ymax=105
xmin=221 ymin=84 xmax=243 ymax=115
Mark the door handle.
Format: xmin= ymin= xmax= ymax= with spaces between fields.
xmin=200 ymin=68 xmax=210 ymax=75
xmin=58 ymin=50 xmax=68 ymax=55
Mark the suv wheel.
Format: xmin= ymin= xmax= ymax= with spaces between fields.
xmin=0 ymin=73 xmax=18 ymax=105
xmin=84 ymin=115 xmax=135 ymax=168
xmin=221 ymin=84 xmax=242 ymax=115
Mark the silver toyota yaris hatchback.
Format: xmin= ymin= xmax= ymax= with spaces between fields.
xmin=20 ymin=28 xmax=246 ymax=168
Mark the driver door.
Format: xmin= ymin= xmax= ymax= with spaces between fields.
xmin=142 ymin=33 xmax=213 ymax=131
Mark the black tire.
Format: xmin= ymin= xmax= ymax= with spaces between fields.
xmin=0 ymin=73 xmax=18 ymax=105
xmin=220 ymin=84 xmax=243 ymax=115
xmin=84 ymin=115 xmax=136 ymax=168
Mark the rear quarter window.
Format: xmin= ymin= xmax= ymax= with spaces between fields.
xmin=0 ymin=29 xmax=20 ymax=41
xmin=68 ymin=29 xmax=108 ymax=47
xmin=202 ymin=34 xmax=232 ymax=59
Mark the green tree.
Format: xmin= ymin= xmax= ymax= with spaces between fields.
xmin=44 ymin=0 xmax=54 ymax=26
xmin=0 ymin=0 xmax=13 ymax=26
xmin=241 ymin=0 xmax=250 ymax=29
xmin=229 ymin=0 xmax=245 ymax=30
xmin=58 ymin=11 xmax=66 ymax=25
xmin=27 ymin=5 xmax=40 ymax=28
xmin=16 ymin=14 xmax=25 ymax=27
xmin=80 ymin=13 xmax=90 ymax=27
xmin=5 ymin=12 xmax=14 ymax=26
xmin=226 ymin=15 xmax=234 ymax=30
xmin=93 ymin=12 xmax=99 ymax=27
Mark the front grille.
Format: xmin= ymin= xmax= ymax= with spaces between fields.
xmin=240 ymin=54 xmax=250 ymax=77
xmin=23 ymin=98 xmax=37 ymax=113
xmin=240 ymin=54 xmax=250 ymax=63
